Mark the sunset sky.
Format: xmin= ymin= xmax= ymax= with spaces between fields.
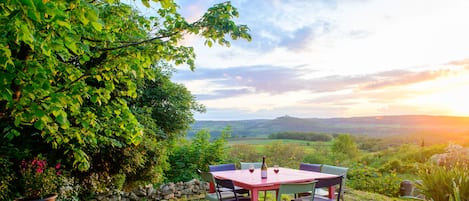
xmin=136 ymin=0 xmax=469 ymax=120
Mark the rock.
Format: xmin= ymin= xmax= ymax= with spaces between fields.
xmin=147 ymin=185 xmax=156 ymax=197
xmin=128 ymin=192 xmax=139 ymax=201
xmin=161 ymin=184 xmax=172 ymax=195
xmin=164 ymin=193 xmax=174 ymax=200
xmin=134 ymin=186 xmax=147 ymax=197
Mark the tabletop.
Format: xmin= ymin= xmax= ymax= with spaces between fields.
xmin=211 ymin=167 xmax=339 ymax=201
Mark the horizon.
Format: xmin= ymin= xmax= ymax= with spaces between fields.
xmin=134 ymin=0 xmax=469 ymax=121
xmin=193 ymin=114 xmax=469 ymax=122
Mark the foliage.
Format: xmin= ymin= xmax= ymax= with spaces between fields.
xmin=1 ymin=0 xmax=250 ymax=198
xmin=0 ymin=0 xmax=250 ymax=174
xmin=417 ymin=164 xmax=469 ymax=201
xmin=353 ymin=135 xmax=388 ymax=152
xmin=343 ymin=188 xmax=402 ymax=201
xmin=263 ymin=142 xmax=306 ymax=168
xmin=19 ymin=155 xmax=63 ymax=199
xmin=417 ymin=144 xmax=469 ymax=201
xmin=165 ymin=128 xmax=230 ymax=182
xmin=332 ymin=134 xmax=360 ymax=159
xmin=227 ymin=144 xmax=261 ymax=166
xmin=268 ymin=131 xmax=332 ymax=142
xmin=302 ymin=148 xmax=335 ymax=165
xmin=347 ymin=163 xmax=402 ymax=197
xmin=429 ymin=143 xmax=469 ymax=167
xmin=0 ymin=157 xmax=15 ymax=200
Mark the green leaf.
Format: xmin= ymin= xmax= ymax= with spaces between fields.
xmin=91 ymin=21 xmax=102 ymax=31
xmin=34 ymin=119 xmax=45 ymax=130
xmin=56 ymin=20 xmax=71 ymax=29
xmin=4 ymin=129 xmax=20 ymax=140
xmin=142 ymin=0 xmax=150 ymax=8
xmin=64 ymin=37 xmax=78 ymax=54
xmin=56 ymin=113 xmax=70 ymax=128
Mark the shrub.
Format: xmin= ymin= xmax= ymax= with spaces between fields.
xmin=417 ymin=164 xmax=469 ymax=201
xmin=347 ymin=163 xmax=401 ymax=197
xmin=19 ymin=155 xmax=63 ymax=199
xmin=262 ymin=142 xmax=306 ymax=168
xmin=0 ymin=158 xmax=15 ymax=200
xmin=164 ymin=129 xmax=229 ymax=182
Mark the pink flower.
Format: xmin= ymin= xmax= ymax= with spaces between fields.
xmin=55 ymin=163 xmax=61 ymax=169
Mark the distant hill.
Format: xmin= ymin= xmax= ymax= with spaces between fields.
xmin=187 ymin=115 xmax=469 ymax=139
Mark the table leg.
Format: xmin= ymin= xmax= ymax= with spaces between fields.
xmin=328 ymin=186 xmax=335 ymax=199
xmin=251 ymin=189 xmax=259 ymax=201
xmin=209 ymin=182 xmax=215 ymax=193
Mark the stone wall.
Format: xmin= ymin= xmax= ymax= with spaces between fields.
xmin=92 ymin=179 xmax=209 ymax=201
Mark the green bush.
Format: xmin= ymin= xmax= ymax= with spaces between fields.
xmin=417 ymin=164 xmax=469 ymax=201
xmin=0 ymin=157 xmax=15 ymax=200
xmin=164 ymin=129 xmax=229 ymax=182
xmin=347 ymin=163 xmax=401 ymax=197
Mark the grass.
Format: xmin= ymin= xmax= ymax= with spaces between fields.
xmin=228 ymin=138 xmax=331 ymax=153
xmin=252 ymin=188 xmax=406 ymax=201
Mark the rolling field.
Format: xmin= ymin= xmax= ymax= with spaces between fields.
xmin=227 ymin=138 xmax=331 ymax=153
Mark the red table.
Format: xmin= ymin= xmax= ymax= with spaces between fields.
xmin=211 ymin=167 xmax=339 ymax=201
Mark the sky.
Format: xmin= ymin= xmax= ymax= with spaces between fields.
xmin=138 ymin=0 xmax=469 ymax=120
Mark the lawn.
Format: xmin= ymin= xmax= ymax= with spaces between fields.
xmin=228 ymin=138 xmax=331 ymax=153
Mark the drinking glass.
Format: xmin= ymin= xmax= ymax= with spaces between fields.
xmin=273 ymin=165 xmax=279 ymax=174
xmin=249 ymin=164 xmax=255 ymax=174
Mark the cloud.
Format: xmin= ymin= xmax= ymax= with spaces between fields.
xmin=360 ymin=69 xmax=451 ymax=90
xmin=448 ymin=58 xmax=469 ymax=69
xmin=174 ymin=65 xmax=454 ymax=103
xmin=279 ymin=21 xmax=333 ymax=51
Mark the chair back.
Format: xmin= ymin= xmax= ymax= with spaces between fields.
xmin=321 ymin=165 xmax=348 ymax=200
xmin=277 ymin=181 xmax=317 ymax=201
xmin=197 ymin=170 xmax=220 ymax=201
xmin=299 ymin=163 xmax=321 ymax=172
xmin=240 ymin=162 xmax=262 ymax=169
xmin=315 ymin=175 xmax=344 ymax=201
xmin=214 ymin=177 xmax=250 ymax=201
xmin=199 ymin=171 xmax=215 ymax=183
xmin=209 ymin=164 xmax=236 ymax=172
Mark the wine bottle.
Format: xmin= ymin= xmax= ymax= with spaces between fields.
xmin=261 ymin=156 xmax=268 ymax=179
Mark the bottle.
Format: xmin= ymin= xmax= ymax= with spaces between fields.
xmin=261 ymin=156 xmax=268 ymax=179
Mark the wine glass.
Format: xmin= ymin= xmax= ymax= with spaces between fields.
xmin=249 ymin=164 xmax=255 ymax=174
xmin=273 ymin=165 xmax=279 ymax=174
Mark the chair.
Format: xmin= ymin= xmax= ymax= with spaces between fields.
xmin=320 ymin=165 xmax=348 ymax=200
xmin=199 ymin=170 xmax=238 ymax=201
xmin=313 ymin=175 xmax=344 ymax=201
xmin=209 ymin=164 xmax=237 ymax=172
xmin=240 ymin=162 xmax=262 ymax=169
xmin=214 ymin=177 xmax=251 ymax=201
xmin=209 ymin=164 xmax=250 ymax=195
xmin=276 ymin=181 xmax=317 ymax=201
xmin=299 ymin=163 xmax=322 ymax=172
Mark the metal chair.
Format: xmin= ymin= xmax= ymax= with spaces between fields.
xmin=320 ymin=165 xmax=348 ymax=200
xmin=299 ymin=163 xmax=322 ymax=172
xmin=214 ymin=177 xmax=251 ymax=201
xmin=277 ymin=181 xmax=317 ymax=201
xmin=240 ymin=162 xmax=262 ymax=169
xmin=209 ymin=164 xmax=237 ymax=172
xmin=209 ymin=164 xmax=250 ymax=195
xmin=313 ymin=175 xmax=344 ymax=201
xmin=199 ymin=170 xmax=238 ymax=201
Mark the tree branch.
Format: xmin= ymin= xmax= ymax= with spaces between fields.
xmin=97 ymin=31 xmax=179 ymax=51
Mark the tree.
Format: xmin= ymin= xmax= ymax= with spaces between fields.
xmin=332 ymin=134 xmax=359 ymax=159
xmin=0 ymin=0 xmax=250 ymax=174
xmin=165 ymin=128 xmax=230 ymax=182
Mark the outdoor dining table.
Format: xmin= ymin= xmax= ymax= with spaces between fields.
xmin=211 ymin=167 xmax=340 ymax=201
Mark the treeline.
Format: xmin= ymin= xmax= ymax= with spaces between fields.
xmin=269 ymin=131 xmax=333 ymax=141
